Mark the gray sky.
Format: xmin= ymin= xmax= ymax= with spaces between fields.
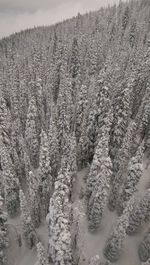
xmin=0 ymin=0 xmax=121 ymax=38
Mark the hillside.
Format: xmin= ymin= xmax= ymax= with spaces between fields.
xmin=0 ymin=0 xmax=150 ymax=265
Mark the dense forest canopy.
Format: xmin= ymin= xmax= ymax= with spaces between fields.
xmin=0 ymin=0 xmax=150 ymax=264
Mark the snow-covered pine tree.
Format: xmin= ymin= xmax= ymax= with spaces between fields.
xmin=48 ymin=116 xmax=60 ymax=178
xmin=36 ymin=241 xmax=49 ymax=265
xmin=18 ymin=135 xmax=31 ymax=181
xmin=70 ymin=37 xmax=80 ymax=79
xmin=140 ymin=86 xmax=150 ymax=138
xmin=0 ymin=141 xmax=19 ymax=216
xmin=48 ymin=168 xmax=73 ymax=265
xmin=27 ymin=171 xmax=41 ymax=227
xmin=141 ymin=86 xmax=150 ymax=157
xmin=77 ymin=106 xmax=89 ymax=169
xmin=131 ymin=86 xmax=150 ymax=154
xmin=108 ymin=120 xmax=137 ymax=211
xmin=24 ymin=150 xmax=32 ymax=180
xmin=87 ymin=155 xmax=112 ymax=231
xmin=104 ymin=196 xmax=135 ymax=262
xmin=126 ymin=189 xmax=150 ymax=235
xmin=39 ymin=129 xmax=52 ymax=217
xmin=10 ymin=118 xmax=22 ymax=154
xmin=56 ymin=70 xmax=73 ymax=153
xmin=19 ymin=189 xmax=37 ymax=248
xmin=87 ymin=69 xmax=111 ymax=160
xmin=110 ymin=85 xmax=132 ymax=160
xmin=0 ymin=196 xmax=8 ymax=265
xmin=86 ymin=99 xmax=97 ymax=162
xmin=0 ymin=95 xmax=11 ymax=148
xmin=146 ymin=128 xmax=150 ymax=160
xmin=75 ymin=84 xmax=88 ymax=142
xmin=67 ymin=134 xmax=77 ymax=180
xmin=36 ymin=78 xmax=46 ymax=130
xmin=25 ymin=97 xmax=39 ymax=168
xmin=95 ymin=77 xmax=112 ymax=145
xmin=116 ymin=143 xmax=144 ymax=215
xmin=138 ymin=230 xmax=150 ymax=262
xmin=18 ymin=77 xmax=28 ymax=133
xmin=86 ymin=111 xmax=112 ymax=201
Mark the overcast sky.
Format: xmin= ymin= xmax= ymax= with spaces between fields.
xmin=0 ymin=0 xmax=121 ymax=38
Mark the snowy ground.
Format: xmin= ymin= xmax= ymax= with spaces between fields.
xmin=6 ymin=159 xmax=150 ymax=265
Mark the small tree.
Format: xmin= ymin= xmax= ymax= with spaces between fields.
xmin=39 ymin=130 xmax=52 ymax=216
xmin=68 ymin=134 xmax=77 ymax=179
xmin=88 ymin=157 xmax=112 ymax=231
xmin=138 ymin=230 xmax=150 ymax=262
xmin=0 ymin=142 xmax=19 ymax=216
xmin=110 ymin=86 xmax=132 ymax=159
xmin=48 ymin=168 xmax=73 ymax=265
xmin=89 ymin=255 xmax=100 ymax=265
xmin=87 ymin=72 xmax=111 ymax=160
xmin=104 ymin=197 xmax=135 ymax=262
xmin=108 ymin=121 xmax=137 ymax=211
xmin=70 ymin=37 xmax=80 ymax=79
xmin=77 ymin=109 xmax=89 ymax=169
xmin=27 ymin=171 xmax=41 ymax=228
xmin=76 ymin=84 xmax=88 ymax=142
xmin=126 ymin=189 xmax=150 ymax=235
xmin=19 ymin=190 xmax=37 ymax=248
xmin=36 ymin=241 xmax=49 ymax=265
xmin=48 ymin=116 xmax=60 ymax=178
xmin=0 ymin=196 xmax=8 ymax=265
xmin=116 ymin=143 xmax=144 ymax=215
xmin=25 ymin=98 xmax=39 ymax=168
xmin=0 ymin=96 xmax=11 ymax=148
xmin=86 ymin=123 xmax=111 ymax=201
xmin=89 ymin=255 xmax=111 ymax=265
